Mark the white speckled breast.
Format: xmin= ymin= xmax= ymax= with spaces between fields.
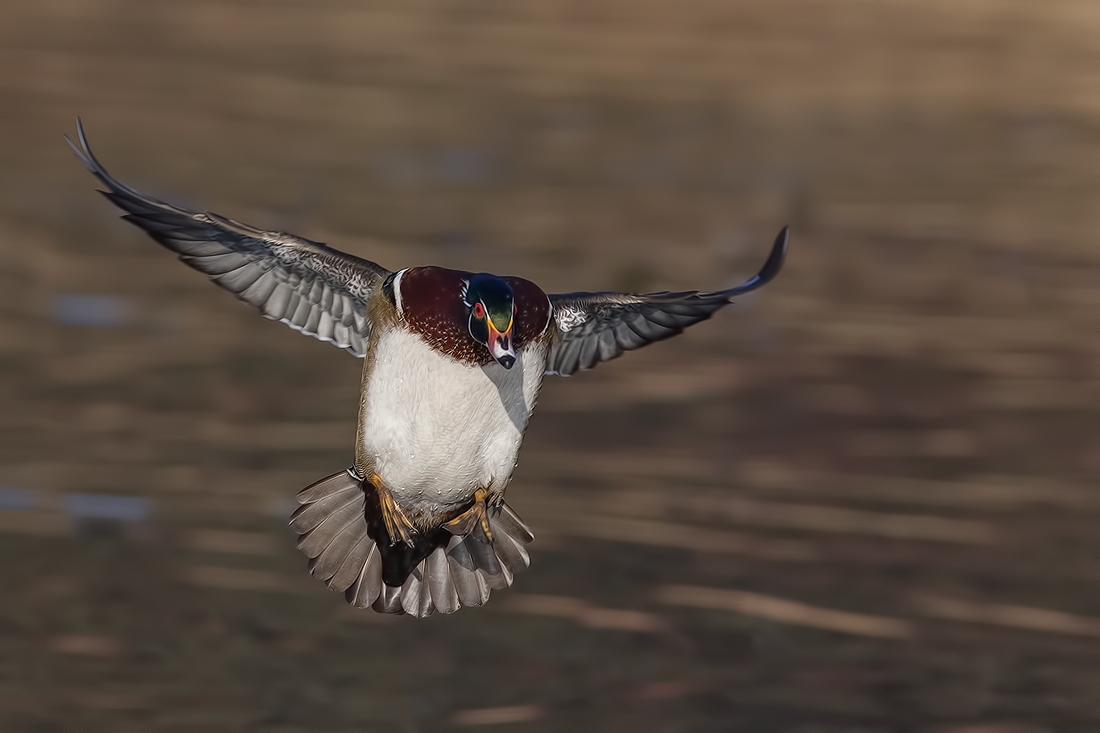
xmin=359 ymin=327 xmax=546 ymax=512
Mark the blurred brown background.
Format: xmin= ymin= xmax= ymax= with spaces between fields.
xmin=2 ymin=1 xmax=1100 ymax=731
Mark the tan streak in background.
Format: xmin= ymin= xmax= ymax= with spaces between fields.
xmin=658 ymin=585 xmax=915 ymax=639
xmin=912 ymin=594 xmax=1100 ymax=638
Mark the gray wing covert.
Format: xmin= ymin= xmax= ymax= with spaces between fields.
xmin=545 ymin=228 xmax=788 ymax=376
xmin=67 ymin=120 xmax=389 ymax=357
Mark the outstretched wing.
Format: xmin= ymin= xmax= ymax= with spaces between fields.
xmin=544 ymin=227 xmax=788 ymax=376
xmin=66 ymin=119 xmax=389 ymax=357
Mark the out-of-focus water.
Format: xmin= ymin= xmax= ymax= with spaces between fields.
xmin=2 ymin=1 xmax=1100 ymax=730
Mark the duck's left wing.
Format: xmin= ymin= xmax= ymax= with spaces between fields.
xmin=544 ymin=228 xmax=788 ymax=376
xmin=66 ymin=119 xmax=388 ymax=357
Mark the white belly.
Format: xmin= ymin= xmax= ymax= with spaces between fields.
xmin=359 ymin=328 xmax=546 ymax=510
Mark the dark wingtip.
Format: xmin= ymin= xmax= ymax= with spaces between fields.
xmin=759 ymin=225 xmax=790 ymax=284
xmin=64 ymin=119 xmax=148 ymax=204
xmin=64 ymin=117 xmax=102 ymax=177
xmin=723 ymin=226 xmax=789 ymax=299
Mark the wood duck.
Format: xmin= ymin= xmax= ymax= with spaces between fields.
xmin=68 ymin=121 xmax=788 ymax=617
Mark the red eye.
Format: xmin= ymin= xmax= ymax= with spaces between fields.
xmin=473 ymin=303 xmax=485 ymax=319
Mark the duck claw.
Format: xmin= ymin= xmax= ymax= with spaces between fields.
xmin=370 ymin=473 xmax=417 ymax=546
xmin=443 ymin=488 xmax=494 ymax=543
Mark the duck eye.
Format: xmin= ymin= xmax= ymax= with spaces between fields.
xmin=473 ymin=302 xmax=485 ymax=319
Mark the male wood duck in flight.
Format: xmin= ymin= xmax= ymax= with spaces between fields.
xmin=67 ymin=120 xmax=789 ymax=617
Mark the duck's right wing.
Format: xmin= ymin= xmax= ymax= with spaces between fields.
xmin=67 ymin=119 xmax=388 ymax=357
xmin=544 ymin=228 xmax=788 ymax=376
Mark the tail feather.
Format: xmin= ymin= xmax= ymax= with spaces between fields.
xmin=289 ymin=480 xmax=359 ymax=534
xmin=308 ymin=518 xmax=362 ymax=583
xmin=400 ymin=567 xmax=432 ymax=617
xmin=295 ymin=471 xmax=357 ymax=504
xmin=465 ymin=533 xmax=506 ymax=585
xmin=495 ymin=503 xmax=535 ymax=544
xmin=446 ymin=535 xmax=492 ymax=608
xmin=297 ymin=496 xmax=361 ymax=559
xmin=345 ymin=544 xmax=383 ymax=608
xmin=373 ymin=583 xmax=403 ymax=613
xmin=291 ymin=469 xmax=534 ymax=617
xmin=328 ymin=533 xmax=372 ymax=591
xmin=425 ymin=548 xmax=460 ymax=614
xmin=493 ymin=529 xmax=530 ymax=576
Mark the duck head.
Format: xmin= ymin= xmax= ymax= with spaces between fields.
xmin=464 ymin=273 xmax=516 ymax=369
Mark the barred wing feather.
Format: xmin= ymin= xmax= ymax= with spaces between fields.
xmin=545 ymin=227 xmax=788 ymax=376
xmin=66 ymin=120 xmax=388 ymax=357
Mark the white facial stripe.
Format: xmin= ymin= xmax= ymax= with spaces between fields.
xmin=392 ymin=268 xmax=408 ymax=319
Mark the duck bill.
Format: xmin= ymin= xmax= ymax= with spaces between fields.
xmin=487 ymin=320 xmax=516 ymax=369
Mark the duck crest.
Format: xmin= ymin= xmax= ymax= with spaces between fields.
xmin=396 ymin=266 xmax=551 ymax=364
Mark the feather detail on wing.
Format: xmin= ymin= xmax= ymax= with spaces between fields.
xmin=66 ymin=119 xmax=389 ymax=357
xmin=544 ymin=227 xmax=788 ymax=376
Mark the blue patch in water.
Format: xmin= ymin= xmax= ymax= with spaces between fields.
xmin=64 ymin=494 xmax=150 ymax=523
xmin=53 ymin=294 xmax=132 ymax=327
xmin=0 ymin=488 xmax=36 ymax=511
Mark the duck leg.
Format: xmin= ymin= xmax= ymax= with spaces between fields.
xmin=368 ymin=472 xmax=417 ymax=546
xmin=443 ymin=487 xmax=494 ymax=543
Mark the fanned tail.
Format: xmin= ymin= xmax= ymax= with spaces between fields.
xmin=288 ymin=470 xmax=533 ymax=617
